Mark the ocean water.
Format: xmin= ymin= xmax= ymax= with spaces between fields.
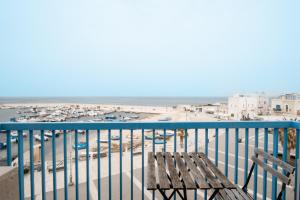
xmin=0 ymin=96 xmax=227 ymax=106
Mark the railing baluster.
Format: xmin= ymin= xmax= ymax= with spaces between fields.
xmin=263 ymin=128 xmax=268 ymax=200
xmin=52 ymin=130 xmax=57 ymax=200
xmin=173 ymin=129 xmax=176 ymax=200
xmin=18 ymin=130 xmax=24 ymax=200
xmin=119 ymin=129 xmax=123 ymax=200
xmin=41 ymin=130 xmax=46 ymax=200
xmin=194 ymin=129 xmax=198 ymax=200
xmin=282 ymin=128 xmax=288 ymax=200
xmin=253 ymin=128 xmax=259 ymax=200
xmin=184 ymin=129 xmax=188 ymax=152
xmin=6 ymin=130 xmax=11 ymax=166
xmin=244 ymin=128 xmax=249 ymax=187
xmin=234 ymin=128 xmax=239 ymax=184
xmin=295 ymin=128 xmax=299 ymax=200
xmin=163 ymin=129 xmax=166 ymax=152
xmin=108 ymin=129 xmax=112 ymax=200
xmin=63 ymin=130 xmax=68 ymax=200
xmin=97 ymin=129 xmax=101 ymax=200
xmin=29 ymin=130 xmax=35 ymax=200
xmin=174 ymin=129 xmax=177 ymax=152
xmin=215 ymin=128 xmax=218 ymax=166
xmin=75 ymin=130 xmax=79 ymax=200
xmin=225 ymin=128 xmax=229 ymax=177
xmin=152 ymin=129 xmax=155 ymax=200
xmin=131 ymin=129 xmax=134 ymax=200
xmin=204 ymin=128 xmax=208 ymax=200
xmin=142 ymin=129 xmax=145 ymax=200
xmin=272 ymin=128 xmax=278 ymax=200
xmin=86 ymin=130 xmax=90 ymax=200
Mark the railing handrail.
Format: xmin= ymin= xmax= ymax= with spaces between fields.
xmin=0 ymin=121 xmax=298 ymax=130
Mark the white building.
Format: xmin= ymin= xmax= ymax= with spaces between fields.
xmin=228 ymin=94 xmax=269 ymax=120
xmin=271 ymin=93 xmax=300 ymax=115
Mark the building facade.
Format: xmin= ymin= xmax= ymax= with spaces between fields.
xmin=228 ymin=94 xmax=269 ymax=120
xmin=271 ymin=93 xmax=300 ymax=115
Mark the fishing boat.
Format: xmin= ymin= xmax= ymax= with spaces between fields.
xmin=105 ymin=115 xmax=117 ymax=120
xmin=11 ymin=138 xmax=18 ymax=143
xmin=96 ymin=139 xmax=109 ymax=143
xmin=44 ymin=131 xmax=60 ymax=138
xmin=10 ymin=131 xmax=27 ymax=138
xmin=78 ymin=130 xmax=85 ymax=134
xmin=111 ymin=135 xmax=120 ymax=140
xmin=145 ymin=135 xmax=159 ymax=140
xmin=154 ymin=139 xmax=166 ymax=145
xmin=158 ymin=117 xmax=172 ymax=121
xmin=73 ymin=142 xmax=87 ymax=150
xmin=158 ymin=132 xmax=174 ymax=137
xmin=34 ymin=135 xmax=49 ymax=142
xmin=130 ymin=115 xmax=139 ymax=119
xmin=11 ymin=131 xmax=18 ymax=139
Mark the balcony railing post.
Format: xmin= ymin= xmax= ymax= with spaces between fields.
xmin=225 ymin=128 xmax=229 ymax=177
xmin=244 ymin=128 xmax=249 ymax=187
xmin=86 ymin=129 xmax=90 ymax=200
xmin=29 ymin=130 xmax=35 ymax=200
xmin=97 ymin=129 xmax=101 ymax=200
xmin=215 ymin=128 xmax=219 ymax=167
xmin=6 ymin=130 xmax=11 ymax=166
xmin=297 ymin=159 xmax=300 ymax=200
xmin=272 ymin=128 xmax=279 ymax=200
xmin=41 ymin=130 xmax=46 ymax=200
xmin=282 ymin=128 xmax=288 ymax=200
xmin=130 ymin=129 xmax=134 ymax=200
xmin=234 ymin=128 xmax=239 ymax=184
xmin=108 ymin=129 xmax=111 ymax=200
xmin=253 ymin=128 xmax=259 ymax=200
xmin=142 ymin=129 xmax=145 ymax=200
xmin=18 ymin=130 xmax=24 ymax=200
xmin=263 ymin=128 xmax=268 ymax=200
xmin=52 ymin=130 xmax=57 ymax=200
xmin=75 ymin=130 xmax=79 ymax=200
xmin=119 ymin=129 xmax=123 ymax=200
xmin=63 ymin=130 xmax=68 ymax=200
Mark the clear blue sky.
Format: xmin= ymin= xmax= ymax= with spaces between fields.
xmin=0 ymin=0 xmax=299 ymax=97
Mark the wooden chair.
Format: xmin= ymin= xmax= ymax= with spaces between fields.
xmin=241 ymin=148 xmax=295 ymax=200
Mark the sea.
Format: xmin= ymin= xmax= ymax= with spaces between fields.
xmin=0 ymin=96 xmax=227 ymax=106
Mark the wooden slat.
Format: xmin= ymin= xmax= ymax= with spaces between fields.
xmin=198 ymin=152 xmax=235 ymax=189
xmin=251 ymin=156 xmax=290 ymax=185
xmin=215 ymin=194 xmax=224 ymax=200
xmin=224 ymin=189 xmax=238 ymax=200
xmin=254 ymin=148 xmax=294 ymax=173
xmin=190 ymin=153 xmax=223 ymax=189
xmin=235 ymin=186 xmax=252 ymax=200
xmin=219 ymin=189 xmax=231 ymax=200
xmin=156 ymin=152 xmax=170 ymax=189
xmin=173 ymin=152 xmax=197 ymax=189
xmin=164 ymin=152 xmax=183 ymax=189
xmin=230 ymin=189 xmax=244 ymax=200
xmin=181 ymin=153 xmax=210 ymax=189
xmin=147 ymin=152 xmax=156 ymax=190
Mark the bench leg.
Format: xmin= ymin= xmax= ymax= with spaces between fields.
xmin=208 ymin=189 xmax=219 ymax=200
xmin=158 ymin=189 xmax=176 ymax=200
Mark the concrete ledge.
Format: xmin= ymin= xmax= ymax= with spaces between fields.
xmin=0 ymin=166 xmax=19 ymax=200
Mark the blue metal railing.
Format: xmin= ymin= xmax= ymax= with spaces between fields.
xmin=0 ymin=121 xmax=299 ymax=200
